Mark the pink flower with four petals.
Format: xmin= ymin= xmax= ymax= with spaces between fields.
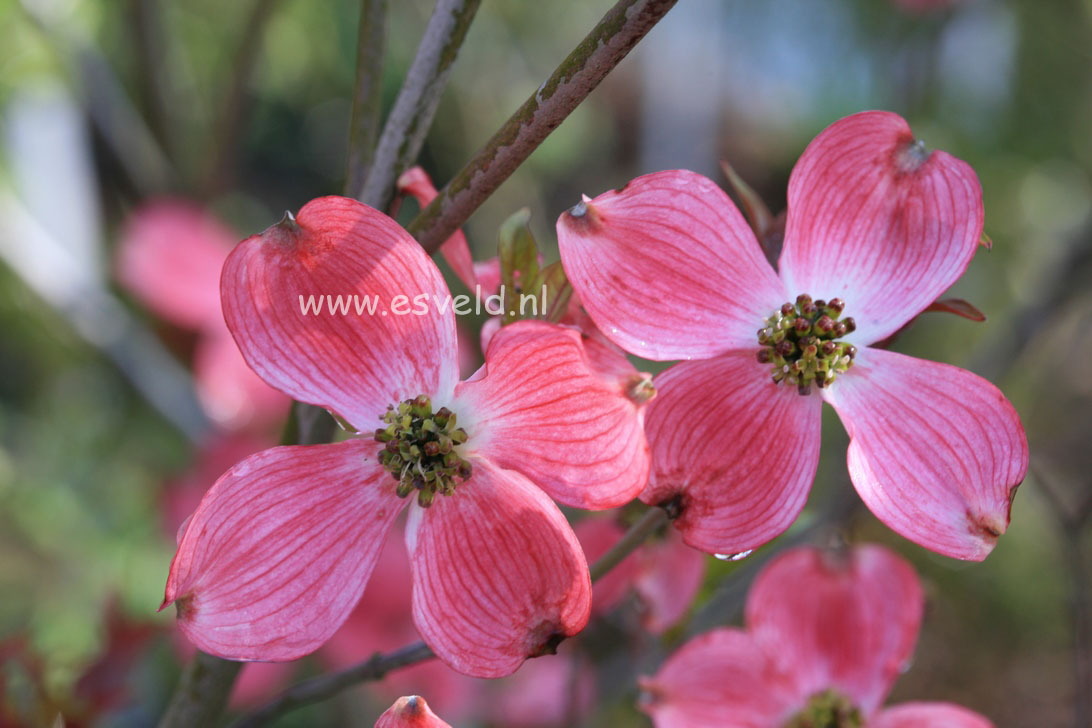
xmin=640 ymin=544 xmax=992 ymax=728
xmin=162 ymin=197 xmax=650 ymax=677
xmin=556 ymin=111 xmax=1029 ymax=561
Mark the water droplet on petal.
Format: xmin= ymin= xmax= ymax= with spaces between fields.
xmin=714 ymin=549 xmax=753 ymax=561
xmin=610 ymin=327 xmax=618 ymax=334
xmin=639 ymin=340 xmax=647 ymax=347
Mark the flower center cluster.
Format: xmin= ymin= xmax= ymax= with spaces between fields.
xmin=783 ymin=689 xmax=863 ymax=728
xmin=374 ymin=395 xmax=471 ymax=507
xmin=757 ymin=294 xmax=857 ymax=395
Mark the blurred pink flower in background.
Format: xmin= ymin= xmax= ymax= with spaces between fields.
xmin=116 ymin=201 xmax=289 ymax=431
xmin=640 ymin=544 xmax=992 ymax=728
xmin=163 ymin=197 xmax=650 ymax=677
xmin=557 ymin=111 xmax=1028 ymax=562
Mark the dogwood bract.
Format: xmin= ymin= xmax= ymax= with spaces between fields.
xmin=162 ymin=196 xmax=649 ymax=677
xmin=556 ymin=111 xmax=1028 ymax=561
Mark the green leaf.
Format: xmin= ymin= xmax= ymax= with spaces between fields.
xmin=498 ymin=207 xmax=540 ymax=324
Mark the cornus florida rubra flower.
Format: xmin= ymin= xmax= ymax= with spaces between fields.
xmin=640 ymin=544 xmax=992 ymax=728
xmin=162 ymin=196 xmax=650 ymax=677
xmin=376 ymin=695 xmax=451 ymax=728
xmin=556 ymin=111 xmax=1028 ymax=561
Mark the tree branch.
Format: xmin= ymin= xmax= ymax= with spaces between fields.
xmin=357 ymin=0 xmax=482 ymax=209
xmin=406 ymin=0 xmax=678 ymax=253
xmin=158 ymin=651 xmax=243 ymax=728
xmin=229 ymin=641 xmax=435 ymax=728
xmin=590 ymin=506 xmax=669 ymax=581
xmin=201 ymin=0 xmax=283 ymax=197
xmin=344 ymin=0 xmax=390 ymax=200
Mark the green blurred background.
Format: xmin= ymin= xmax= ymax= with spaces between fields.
xmin=1 ymin=0 xmax=1089 ymax=725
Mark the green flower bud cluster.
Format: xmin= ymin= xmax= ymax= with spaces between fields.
xmin=784 ymin=689 xmax=863 ymax=728
xmin=375 ymin=395 xmax=471 ymax=507
xmin=757 ymin=294 xmax=857 ymax=395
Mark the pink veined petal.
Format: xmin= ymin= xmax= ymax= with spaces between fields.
xmin=745 ymin=544 xmax=924 ymax=715
xmin=779 ymin=111 xmax=984 ymax=346
xmin=397 ymin=167 xmax=477 ymax=293
xmin=455 ymin=320 xmax=649 ymax=510
xmin=116 ymin=200 xmax=233 ymax=329
xmin=639 ymin=628 xmax=796 ymax=728
xmin=822 ymin=347 xmax=1028 ymax=560
xmin=870 ymin=702 xmax=994 ymax=728
xmin=641 ymin=352 xmax=823 ymax=555
xmin=574 ymin=517 xmax=642 ymax=616
xmin=193 ymin=331 xmax=290 ymax=431
xmin=556 ymin=170 xmax=787 ymax=361
xmin=634 ymin=528 xmax=706 ymax=634
xmin=375 ymin=696 xmax=453 ymax=728
xmin=405 ymin=457 xmax=591 ymax=678
xmin=221 ymin=196 xmax=459 ymax=431
xmin=163 ymin=439 xmax=405 ymax=661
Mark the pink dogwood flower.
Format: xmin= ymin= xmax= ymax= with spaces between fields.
xmin=556 ymin=111 xmax=1028 ymax=561
xmin=376 ymin=696 xmax=451 ymax=728
xmin=640 ymin=544 xmax=992 ymax=728
xmin=162 ymin=196 xmax=649 ymax=677
xmin=116 ymin=201 xmax=289 ymax=430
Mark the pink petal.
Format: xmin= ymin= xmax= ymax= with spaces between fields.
xmin=745 ymin=544 xmax=924 ymax=715
xmin=641 ymin=352 xmax=822 ymax=555
xmin=221 ymin=196 xmax=459 ymax=431
xmin=823 ymin=348 xmax=1028 ymax=560
xmin=193 ymin=331 xmax=289 ymax=431
xmin=397 ymin=167 xmax=477 ymax=293
xmin=573 ymin=517 xmax=642 ymax=616
xmin=871 ymin=702 xmax=994 ymax=728
xmin=406 ymin=457 xmax=591 ymax=678
xmin=455 ymin=320 xmax=649 ymax=510
xmin=779 ymin=111 xmax=984 ymax=346
xmin=116 ymin=200 xmax=233 ymax=329
xmin=639 ymin=628 xmax=795 ymax=728
xmin=634 ymin=528 xmax=706 ymax=634
xmin=375 ymin=696 xmax=452 ymax=728
xmin=556 ymin=170 xmax=786 ymax=360
xmin=163 ymin=439 xmax=405 ymax=660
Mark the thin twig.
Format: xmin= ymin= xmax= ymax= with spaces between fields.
xmin=128 ymin=0 xmax=180 ymax=163
xmin=344 ymin=0 xmax=390 ymax=200
xmin=1031 ymin=464 xmax=1091 ymax=728
xmin=357 ymin=0 xmax=482 ymax=209
xmin=158 ymin=651 xmax=244 ymax=728
xmin=590 ymin=506 xmax=669 ymax=581
xmin=229 ymin=642 xmax=435 ymax=728
xmin=200 ymin=0 xmax=283 ymax=197
xmin=405 ymin=0 xmax=679 ymax=253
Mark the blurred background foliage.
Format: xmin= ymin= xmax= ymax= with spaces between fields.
xmin=0 ymin=0 xmax=1090 ymax=726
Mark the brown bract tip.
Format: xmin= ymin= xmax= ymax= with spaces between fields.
xmin=564 ymin=194 xmax=601 ymax=230
xmin=262 ymin=210 xmax=303 ymax=246
xmin=893 ymin=136 xmax=931 ymax=174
